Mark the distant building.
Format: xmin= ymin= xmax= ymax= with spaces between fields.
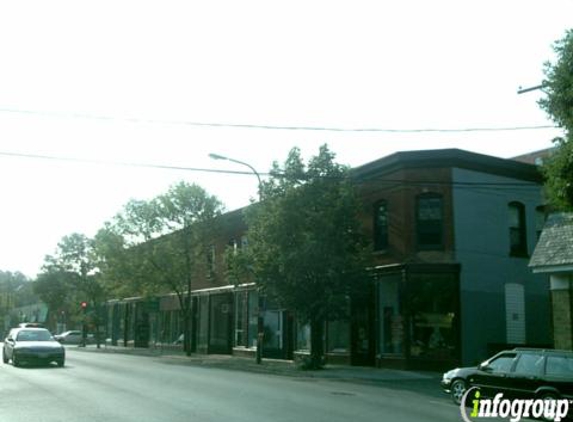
xmin=512 ymin=147 xmax=555 ymax=166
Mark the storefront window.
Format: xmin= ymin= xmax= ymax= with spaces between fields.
xmin=408 ymin=273 xmax=457 ymax=359
xmin=248 ymin=291 xmax=258 ymax=348
xmin=209 ymin=294 xmax=231 ymax=349
xmin=296 ymin=320 xmax=311 ymax=351
xmin=327 ymin=320 xmax=349 ymax=353
xmin=263 ymin=309 xmax=282 ymax=350
xmin=378 ymin=274 xmax=404 ymax=355
xmin=234 ymin=291 xmax=246 ymax=347
xmin=168 ymin=310 xmax=182 ymax=343
xmin=197 ymin=295 xmax=209 ymax=350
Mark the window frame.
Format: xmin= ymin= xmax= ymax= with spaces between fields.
xmin=373 ymin=200 xmax=389 ymax=252
xmin=535 ymin=205 xmax=547 ymax=241
xmin=508 ymin=201 xmax=528 ymax=257
xmin=415 ymin=192 xmax=444 ymax=250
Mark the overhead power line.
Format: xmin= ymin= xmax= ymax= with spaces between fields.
xmin=0 ymin=150 xmax=541 ymax=189
xmin=0 ymin=151 xmax=268 ymax=177
xmin=0 ymin=107 xmax=558 ymax=133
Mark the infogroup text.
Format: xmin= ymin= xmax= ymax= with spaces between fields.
xmin=460 ymin=388 xmax=570 ymax=422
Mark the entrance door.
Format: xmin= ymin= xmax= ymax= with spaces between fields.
xmin=208 ymin=293 xmax=233 ymax=354
xmin=351 ymin=306 xmax=375 ymax=366
xmin=262 ymin=310 xmax=287 ymax=359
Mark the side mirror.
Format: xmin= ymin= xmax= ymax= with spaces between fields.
xmin=479 ymin=363 xmax=492 ymax=372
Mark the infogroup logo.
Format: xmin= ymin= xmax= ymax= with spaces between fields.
xmin=460 ymin=388 xmax=570 ymax=422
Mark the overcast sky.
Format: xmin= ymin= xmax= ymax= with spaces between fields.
xmin=0 ymin=0 xmax=571 ymax=277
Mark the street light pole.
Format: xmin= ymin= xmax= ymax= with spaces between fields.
xmin=209 ymin=153 xmax=264 ymax=364
xmin=517 ymin=84 xmax=544 ymax=94
xmin=208 ymin=154 xmax=262 ymax=194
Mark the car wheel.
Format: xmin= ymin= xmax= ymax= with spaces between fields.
xmin=57 ymin=359 xmax=65 ymax=368
xmin=539 ymin=392 xmax=560 ymax=422
xmin=12 ymin=354 xmax=20 ymax=367
xmin=451 ymin=379 xmax=467 ymax=405
xmin=2 ymin=350 xmax=8 ymax=364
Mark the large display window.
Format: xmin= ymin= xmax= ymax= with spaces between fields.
xmin=376 ymin=265 xmax=459 ymax=366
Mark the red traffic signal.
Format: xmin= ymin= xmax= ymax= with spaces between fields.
xmin=80 ymin=301 xmax=88 ymax=309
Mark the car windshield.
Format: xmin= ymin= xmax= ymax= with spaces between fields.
xmin=16 ymin=330 xmax=53 ymax=342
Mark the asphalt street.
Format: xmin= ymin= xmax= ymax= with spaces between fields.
xmin=0 ymin=347 xmax=466 ymax=422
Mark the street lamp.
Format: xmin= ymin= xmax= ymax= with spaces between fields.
xmin=208 ymin=153 xmax=262 ymax=193
xmin=517 ymin=84 xmax=544 ymax=94
xmin=209 ymin=152 xmax=264 ymax=364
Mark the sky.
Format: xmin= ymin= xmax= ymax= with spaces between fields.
xmin=0 ymin=0 xmax=571 ymax=278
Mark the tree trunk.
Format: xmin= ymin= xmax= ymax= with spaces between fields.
xmin=310 ymin=317 xmax=325 ymax=369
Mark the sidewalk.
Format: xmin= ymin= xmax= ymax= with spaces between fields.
xmin=72 ymin=344 xmax=441 ymax=384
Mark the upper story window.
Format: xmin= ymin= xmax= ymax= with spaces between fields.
xmin=373 ymin=200 xmax=389 ymax=251
xmin=416 ymin=193 xmax=444 ymax=250
xmin=207 ymin=244 xmax=216 ymax=275
xmin=508 ymin=201 xmax=527 ymax=257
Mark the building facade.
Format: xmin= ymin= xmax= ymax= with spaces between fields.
xmin=105 ymin=148 xmax=552 ymax=369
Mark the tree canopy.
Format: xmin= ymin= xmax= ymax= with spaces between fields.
xmin=99 ymin=181 xmax=224 ymax=353
xmin=539 ymin=29 xmax=573 ymax=134
xmin=36 ymin=233 xmax=106 ymax=343
xmin=243 ymin=145 xmax=369 ymax=368
xmin=539 ymin=29 xmax=573 ymax=211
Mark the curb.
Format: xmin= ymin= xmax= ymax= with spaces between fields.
xmin=69 ymin=345 xmax=440 ymax=383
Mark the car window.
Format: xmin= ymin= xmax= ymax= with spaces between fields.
xmin=546 ymin=356 xmax=573 ymax=378
xmin=514 ymin=353 xmax=544 ymax=376
xmin=487 ymin=353 xmax=517 ymax=373
xmin=16 ymin=330 xmax=53 ymax=342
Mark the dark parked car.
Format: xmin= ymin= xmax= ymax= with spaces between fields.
xmin=442 ymin=348 xmax=573 ymax=405
xmin=2 ymin=328 xmax=65 ymax=367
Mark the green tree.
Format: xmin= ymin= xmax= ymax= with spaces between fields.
xmin=34 ymin=270 xmax=75 ymax=330
xmin=39 ymin=233 xmax=106 ymax=346
xmin=0 ymin=271 xmax=31 ymax=329
xmin=244 ymin=145 xmax=369 ymax=369
xmin=539 ymin=29 xmax=573 ymax=210
xmin=539 ymin=29 xmax=573 ymax=133
xmin=108 ymin=181 xmax=224 ymax=354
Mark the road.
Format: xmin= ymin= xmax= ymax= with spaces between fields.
xmin=0 ymin=347 xmax=463 ymax=422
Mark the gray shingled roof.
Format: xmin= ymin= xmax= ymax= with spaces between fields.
xmin=530 ymin=213 xmax=573 ymax=272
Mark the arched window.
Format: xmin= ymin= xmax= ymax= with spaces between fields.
xmin=373 ymin=200 xmax=389 ymax=251
xmin=508 ymin=201 xmax=527 ymax=256
xmin=416 ymin=193 xmax=443 ymax=249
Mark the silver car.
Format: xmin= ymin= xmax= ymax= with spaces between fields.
xmin=2 ymin=328 xmax=65 ymax=367
xmin=54 ymin=330 xmax=83 ymax=344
